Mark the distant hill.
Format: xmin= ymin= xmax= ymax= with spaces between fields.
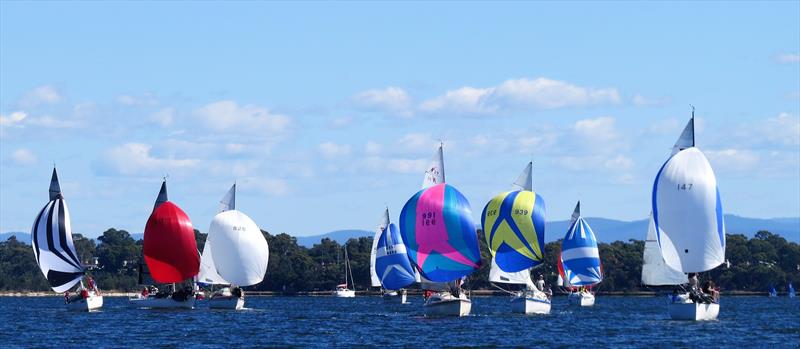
xmin=0 ymin=232 xmax=30 ymax=244
xmin=4 ymin=215 xmax=798 ymax=246
xmin=296 ymin=229 xmax=375 ymax=247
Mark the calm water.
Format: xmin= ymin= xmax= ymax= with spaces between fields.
xmin=0 ymin=295 xmax=797 ymax=348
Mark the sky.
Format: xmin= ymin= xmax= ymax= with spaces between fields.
xmin=1 ymin=1 xmax=798 ymax=238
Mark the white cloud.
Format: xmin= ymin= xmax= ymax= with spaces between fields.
xmin=362 ymin=156 xmax=428 ymax=174
xmin=762 ymin=113 xmax=800 ymax=146
xmin=318 ymin=142 xmax=352 ymax=159
xmin=240 ymin=177 xmax=289 ymax=196
xmin=632 ymin=94 xmax=671 ymax=107
xmin=101 ymin=143 xmax=199 ymax=175
xmin=705 ymin=148 xmax=760 ymax=172
xmin=26 ymin=115 xmax=79 ymax=128
xmin=603 ymin=155 xmax=634 ymax=170
xmin=193 ymin=100 xmax=290 ymax=134
xmin=353 ymin=87 xmax=413 ymax=117
xmin=776 ymin=53 xmax=800 ymax=63
xmin=149 ymin=108 xmax=174 ymax=127
xmin=421 ymin=78 xmax=620 ymax=114
xmin=330 ymin=116 xmax=353 ymax=128
xmin=0 ymin=111 xmax=27 ymax=127
xmin=573 ymin=116 xmax=619 ymax=143
xmin=365 ymin=141 xmax=382 ymax=155
xmin=398 ymin=133 xmax=440 ymax=153
xmin=225 ymin=143 xmax=245 ymax=154
xmin=116 ymin=93 xmax=158 ymax=106
xmin=11 ymin=148 xmax=37 ymax=165
xmin=20 ymin=86 xmax=63 ymax=107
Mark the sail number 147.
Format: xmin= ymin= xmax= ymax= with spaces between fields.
xmin=677 ymin=183 xmax=693 ymax=190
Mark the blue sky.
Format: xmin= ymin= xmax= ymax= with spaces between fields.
xmin=1 ymin=2 xmax=798 ymax=238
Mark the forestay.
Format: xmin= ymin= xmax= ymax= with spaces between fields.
xmin=31 ymin=168 xmax=85 ymax=293
xmin=560 ymin=202 xmax=603 ymax=286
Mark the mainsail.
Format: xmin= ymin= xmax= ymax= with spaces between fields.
xmin=204 ymin=184 xmax=269 ymax=286
xmin=641 ymin=213 xmax=687 ymax=285
xmin=374 ymin=211 xmax=417 ymax=290
xmin=197 ymin=239 xmax=227 ymax=284
xmin=369 ymin=209 xmax=388 ymax=287
xmin=31 ymin=168 xmax=85 ymax=293
xmin=653 ymin=116 xmax=725 ymax=274
xmin=482 ymin=162 xmax=545 ymax=273
xmin=400 ymin=144 xmax=480 ymax=283
xmin=143 ymin=181 xmax=200 ymax=283
xmin=560 ymin=201 xmax=603 ymax=286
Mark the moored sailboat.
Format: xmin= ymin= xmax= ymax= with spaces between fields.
xmin=400 ymin=143 xmax=482 ymax=316
xmin=560 ymin=201 xmax=602 ymax=307
xmin=373 ymin=208 xmax=416 ymax=304
xmin=333 ymin=245 xmax=356 ymax=297
xmin=789 ymin=283 xmax=796 ymax=298
xmin=31 ymin=168 xmax=103 ymax=311
xmin=201 ymin=184 xmax=269 ymax=310
xmin=482 ymin=162 xmax=551 ymax=314
xmin=129 ymin=180 xmax=200 ymax=309
xmin=652 ymin=109 xmax=726 ymax=321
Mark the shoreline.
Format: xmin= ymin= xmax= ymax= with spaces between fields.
xmin=0 ymin=290 xmax=774 ymax=297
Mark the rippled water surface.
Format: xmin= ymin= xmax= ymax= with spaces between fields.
xmin=0 ymin=295 xmax=797 ymax=348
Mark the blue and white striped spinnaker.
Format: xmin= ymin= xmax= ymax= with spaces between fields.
xmin=375 ymin=208 xmax=417 ymax=290
xmin=560 ymin=201 xmax=602 ymax=286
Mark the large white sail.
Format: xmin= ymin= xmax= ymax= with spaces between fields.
xmin=489 ymin=257 xmax=534 ymax=288
xmin=512 ymin=161 xmax=533 ymax=191
xmin=369 ymin=208 xmax=389 ymax=287
xmin=672 ymin=115 xmax=695 ymax=155
xmin=641 ymin=213 xmax=687 ymax=285
xmin=31 ymin=168 xmax=84 ymax=293
xmin=653 ymin=118 xmax=725 ymax=273
xmin=421 ymin=142 xmax=445 ymax=189
xmin=218 ymin=183 xmax=236 ymax=213
xmin=197 ymin=239 xmax=228 ymax=285
xmin=207 ymin=210 xmax=269 ymax=286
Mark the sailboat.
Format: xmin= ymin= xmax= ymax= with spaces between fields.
xmin=652 ymin=108 xmax=726 ymax=321
xmin=769 ymin=285 xmax=778 ymax=298
xmin=482 ymin=162 xmax=551 ymax=314
xmin=199 ymin=184 xmax=270 ymax=310
xmin=129 ymin=180 xmax=200 ymax=309
xmin=560 ymin=201 xmax=603 ymax=307
xmin=789 ymin=283 xmax=796 ymax=298
xmin=641 ymin=213 xmax=688 ymax=287
xmin=399 ymin=142 xmax=482 ymax=316
xmin=31 ymin=168 xmax=103 ymax=311
xmin=372 ymin=208 xmax=416 ymax=303
xmin=333 ymin=244 xmax=356 ymax=297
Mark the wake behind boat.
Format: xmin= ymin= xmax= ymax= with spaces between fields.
xmin=400 ymin=143 xmax=482 ymax=317
xmin=31 ymin=168 xmax=103 ymax=311
xmin=482 ymin=161 xmax=551 ymax=315
xmin=199 ymin=184 xmax=270 ymax=310
xmin=129 ymin=180 xmax=200 ymax=309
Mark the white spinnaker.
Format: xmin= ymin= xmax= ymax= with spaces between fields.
xmin=641 ymin=213 xmax=688 ymax=285
xmin=489 ymin=257 xmax=534 ymax=288
xmin=654 ymin=148 xmax=725 ymax=273
xmin=421 ymin=143 xmax=445 ymax=189
xmin=207 ymin=210 xmax=269 ymax=286
xmin=198 ymin=239 xmax=228 ymax=285
xmin=32 ymin=199 xmax=84 ymax=293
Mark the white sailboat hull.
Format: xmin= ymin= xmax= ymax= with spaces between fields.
xmin=66 ymin=293 xmax=103 ymax=311
xmin=128 ymin=294 xmax=196 ymax=309
xmin=511 ymin=293 xmax=551 ymax=315
xmin=669 ymin=301 xmax=719 ymax=321
xmin=424 ymin=293 xmax=471 ymax=317
xmin=569 ymin=291 xmax=596 ymax=307
xmin=333 ymin=289 xmax=355 ymax=298
xmin=383 ymin=291 xmax=407 ymax=304
xmin=208 ymin=296 xmax=245 ymax=310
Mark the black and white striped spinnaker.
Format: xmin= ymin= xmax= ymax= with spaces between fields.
xmin=31 ymin=168 xmax=85 ymax=293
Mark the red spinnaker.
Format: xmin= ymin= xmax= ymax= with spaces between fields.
xmin=143 ymin=202 xmax=200 ymax=283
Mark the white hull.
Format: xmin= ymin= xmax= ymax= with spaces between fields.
xmin=208 ymin=296 xmax=245 ymax=310
xmin=333 ymin=289 xmax=355 ymax=298
xmin=66 ymin=293 xmax=103 ymax=311
xmin=511 ymin=293 xmax=551 ymax=315
xmin=128 ymin=294 xmax=196 ymax=309
xmin=424 ymin=293 xmax=471 ymax=317
xmin=669 ymin=301 xmax=719 ymax=321
xmin=568 ymin=291 xmax=595 ymax=307
xmin=382 ymin=291 xmax=408 ymax=304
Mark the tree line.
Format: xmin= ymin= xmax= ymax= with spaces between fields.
xmin=1 ymin=228 xmax=798 ymax=293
